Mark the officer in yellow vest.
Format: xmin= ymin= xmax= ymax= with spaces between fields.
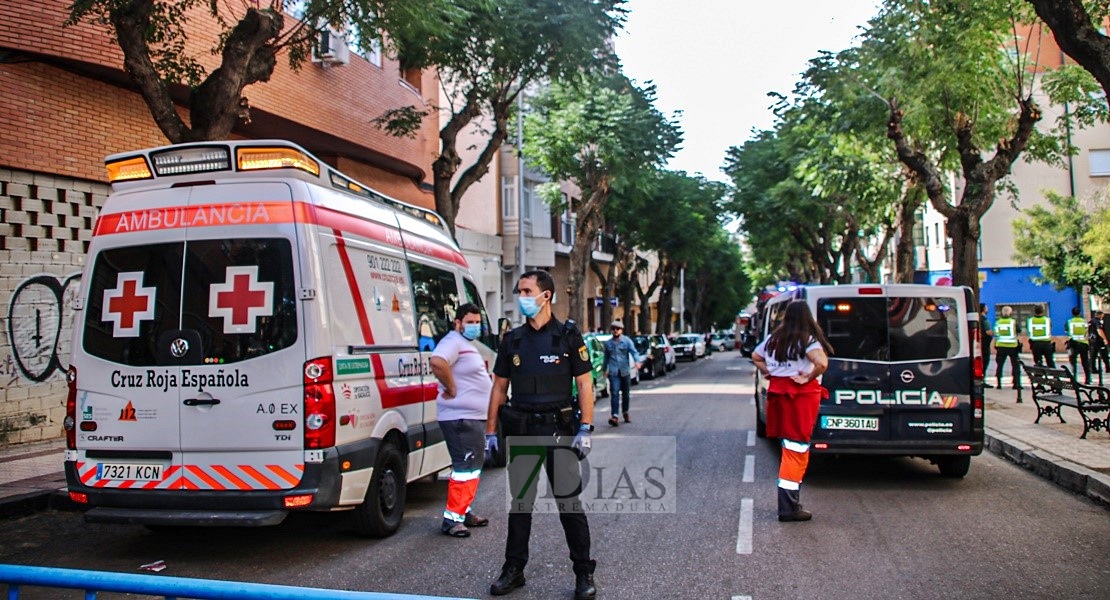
xmin=1066 ymin=307 xmax=1091 ymax=383
xmin=994 ymin=306 xmax=1021 ymax=389
xmin=1027 ymin=304 xmax=1055 ymax=367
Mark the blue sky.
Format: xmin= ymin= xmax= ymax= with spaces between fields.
xmin=614 ymin=0 xmax=880 ymax=183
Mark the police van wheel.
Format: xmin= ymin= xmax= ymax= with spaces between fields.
xmin=353 ymin=441 xmax=407 ymax=537
xmin=935 ymin=455 xmax=971 ymax=478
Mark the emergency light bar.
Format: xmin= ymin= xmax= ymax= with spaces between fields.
xmin=237 ymin=146 xmax=319 ymax=175
xmin=153 ymin=147 xmax=231 ymax=176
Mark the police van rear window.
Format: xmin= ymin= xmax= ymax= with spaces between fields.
xmin=83 ymin=238 xmax=297 ymax=366
xmin=818 ymin=296 xmax=960 ymax=362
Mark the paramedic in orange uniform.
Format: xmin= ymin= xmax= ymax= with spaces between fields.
xmin=751 ymin=300 xmax=833 ymax=522
xmin=430 ymin=303 xmax=493 ymax=537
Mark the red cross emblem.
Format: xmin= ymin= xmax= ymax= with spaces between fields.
xmin=208 ymin=266 xmax=274 ymax=334
xmin=102 ymin=272 xmax=157 ymax=338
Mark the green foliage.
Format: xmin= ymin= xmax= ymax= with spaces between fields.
xmin=1013 ymin=188 xmax=1110 ymax=296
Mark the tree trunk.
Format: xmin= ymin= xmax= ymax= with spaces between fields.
xmin=567 ymin=196 xmax=605 ymax=324
xmin=1028 ymin=0 xmax=1110 ymax=101
xmin=656 ymin=261 xmax=676 ymax=335
xmin=947 ymin=210 xmax=980 ymax=302
xmin=894 ymin=193 xmax=918 ymax=283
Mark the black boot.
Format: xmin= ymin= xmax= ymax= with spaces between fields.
xmin=490 ymin=564 xmax=526 ymax=596
xmin=777 ymin=487 xmax=812 ymax=522
xmin=574 ymin=573 xmax=597 ymax=600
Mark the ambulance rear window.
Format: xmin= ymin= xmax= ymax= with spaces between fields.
xmin=83 ymin=243 xmax=185 ymax=366
xmin=182 ymin=238 xmax=298 ymax=364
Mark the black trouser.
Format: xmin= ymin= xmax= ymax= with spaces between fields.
xmin=995 ymin=346 xmax=1021 ymax=387
xmin=504 ymin=420 xmax=594 ymax=576
xmin=981 ymin=336 xmax=992 ymax=374
xmin=1091 ymin=342 xmax=1110 ymax=375
xmin=1068 ymin=341 xmax=1091 ymax=381
xmin=1031 ymin=340 xmax=1055 ymax=367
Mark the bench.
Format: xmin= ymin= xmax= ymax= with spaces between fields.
xmin=1022 ymin=363 xmax=1110 ymax=439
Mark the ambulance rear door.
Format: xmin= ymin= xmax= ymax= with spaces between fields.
xmin=175 ymin=182 xmax=307 ymax=492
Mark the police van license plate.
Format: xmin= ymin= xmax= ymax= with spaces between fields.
xmin=97 ymin=463 xmax=164 ymax=481
xmin=821 ymin=416 xmax=879 ymax=431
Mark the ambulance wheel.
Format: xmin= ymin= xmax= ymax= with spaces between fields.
xmin=353 ymin=441 xmax=407 ymax=537
xmin=935 ymin=455 xmax=971 ymax=478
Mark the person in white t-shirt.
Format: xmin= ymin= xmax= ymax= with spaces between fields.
xmin=752 ymin=300 xmax=833 ymax=523
xmin=430 ymin=303 xmax=493 ymax=538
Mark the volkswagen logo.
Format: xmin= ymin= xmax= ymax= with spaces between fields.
xmin=170 ymin=338 xmax=190 ymax=358
xmin=899 ymin=369 xmax=915 ymax=383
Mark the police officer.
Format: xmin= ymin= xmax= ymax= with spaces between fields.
xmin=485 ymin=270 xmax=597 ymax=600
xmin=1027 ymin=305 xmax=1055 ymax=367
xmin=1090 ymin=310 xmax=1110 ymax=384
xmin=1066 ymin=307 xmax=1091 ymax=384
xmin=980 ymin=304 xmax=994 ymax=387
xmin=995 ymin=306 xmax=1022 ymax=390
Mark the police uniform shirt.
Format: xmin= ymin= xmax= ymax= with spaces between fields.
xmin=493 ymin=319 xmax=592 ymax=407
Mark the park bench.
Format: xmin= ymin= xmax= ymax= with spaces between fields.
xmin=1022 ymin=363 xmax=1110 ymax=439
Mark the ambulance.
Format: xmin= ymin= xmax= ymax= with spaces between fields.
xmin=753 ymin=284 xmax=985 ymax=478
xmin=63 ymin=140 xmax=496 ymax=536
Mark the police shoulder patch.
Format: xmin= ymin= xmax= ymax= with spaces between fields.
xmin=578 ymin=346 xmax=589 ymax=361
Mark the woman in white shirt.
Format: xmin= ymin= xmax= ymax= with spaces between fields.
xmin=752 ymin=300 xmax=833 ymax=522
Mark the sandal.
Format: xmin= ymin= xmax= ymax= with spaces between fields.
xmin=441 ymin=522 xmax=470 ymax=538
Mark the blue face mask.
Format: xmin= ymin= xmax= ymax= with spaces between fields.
xmin=518 ymin=293 xmax=547 ymax=318
xmin=462 ymin=323 xmax=481 ymax=340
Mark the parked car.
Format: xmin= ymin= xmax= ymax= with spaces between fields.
xmin=595 ymin=333 xmax=640 ymax=384
xmin=632 ymin=335 xmax=666 ymax=379
xmin=651 ymin=334 xmax=677 ymax=371
xmin=671 ymin=334 xmax=706 ymax=361
xmin=709 ymin=332 xmax=730 ymax=352
xmin=581 ymin=333 xmax=610 ymax=398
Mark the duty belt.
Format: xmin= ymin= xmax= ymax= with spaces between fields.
xmin=505 ymin=402 xmax=574 ymax=425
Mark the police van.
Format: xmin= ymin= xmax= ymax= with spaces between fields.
xmin=753 ymin=284 xmax=984 ymax=477
xmin=63 ymin=140 xmax=497 ymax=535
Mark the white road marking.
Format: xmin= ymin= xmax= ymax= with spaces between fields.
xmin=732 ymin=596 xmax=753 ymax=600
xmin=736 ymin=498 xmax=753 ymax=554
xmin=742 ymin=455 xmax=755 ymax=483
xmin=746 ymin=430 xmax=756 ymax=446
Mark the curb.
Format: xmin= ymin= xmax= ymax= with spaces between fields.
xmin=0 ymin=489 xmax=80 ymax=520
xmin=984 ymin=427 xmax=1109 ymax=508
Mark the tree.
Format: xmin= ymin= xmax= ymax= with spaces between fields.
xmin=1026 ymin=0 xmax=1110 ymax=102
xmin=1013 ymin=189 xmax=1110 ymax=298
xmin=67 ymin=0 xmax=465 ymax=143
xmin=524 ymin=74 xmax=681 ymax=323
xmin=380 ymin=0 xmax=625 ymax=234
xmin=858 ymin=0 xmax=1105 ymax=297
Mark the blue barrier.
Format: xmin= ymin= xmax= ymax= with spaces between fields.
xmin=0 ymin=564 xmax=477 ymax=600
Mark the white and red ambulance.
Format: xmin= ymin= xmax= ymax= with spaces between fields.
xmin=63 ymin=140 xmax=496 ymax=536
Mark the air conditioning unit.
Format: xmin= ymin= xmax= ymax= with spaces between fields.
xmin=312 ymin=27 xmax=350 ymax=67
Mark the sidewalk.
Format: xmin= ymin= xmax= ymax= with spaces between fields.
xmin=1 ymin=371 xmax=1108 ymax=518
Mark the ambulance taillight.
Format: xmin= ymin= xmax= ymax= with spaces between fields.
xmin=64 ymin=366 xmax=77 ymax=450
xmin=303 ymin=358 xmax=336 ymax=449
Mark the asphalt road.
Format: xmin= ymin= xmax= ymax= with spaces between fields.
xmin=1 ymin=352 xmax=1108 ymax=599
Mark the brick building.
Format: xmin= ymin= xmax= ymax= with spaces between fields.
xmin=0 ymin=1 xmax=441 ymax=447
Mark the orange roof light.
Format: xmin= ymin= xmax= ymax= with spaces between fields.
xmin=105 ymin=156 xmax=153 ymax=183
xmin=237 ymin=147 xmax=320 ymax=176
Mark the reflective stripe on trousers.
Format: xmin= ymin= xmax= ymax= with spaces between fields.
xmin=778 ymin=438 xmax=810 ymax=490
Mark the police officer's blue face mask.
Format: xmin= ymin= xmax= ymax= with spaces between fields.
xmin=462 ymin=323 xmax=481 ymax=340
xmin=518 ymin=292 xmax=547 ymax=318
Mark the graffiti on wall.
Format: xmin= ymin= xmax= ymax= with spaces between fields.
xmin=4 ymin=273 xmax=83 ymax=384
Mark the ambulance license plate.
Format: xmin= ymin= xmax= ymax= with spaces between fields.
xmin=97 ymin=463 xmax=164 ymax=481
xmin=821 ymin=416 xmax=879 ymax=431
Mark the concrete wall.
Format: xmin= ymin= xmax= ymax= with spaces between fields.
xmin=0 ymin=168 xmax=106 ymax=445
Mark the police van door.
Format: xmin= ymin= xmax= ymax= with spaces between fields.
xmin=813 ymin=289 xmax=893 ymax=442
xmin=175 ymin=182 xmax=306 ymax=492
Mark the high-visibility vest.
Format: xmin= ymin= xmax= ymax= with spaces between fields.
xmin=1027 ymin=316 xmax=1051 ymax=341
xmin=1067 ymin=317 xmax=1088 ymax=343
xmin=995 ymin=318 xmax=1018 ymax=347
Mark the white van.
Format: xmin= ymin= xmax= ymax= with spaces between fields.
xmin=753 ymin=284 xmax=985 ymax=477
xmin=63 ymin=140 xmax=496 ymax=535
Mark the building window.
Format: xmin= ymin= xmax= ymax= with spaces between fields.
xmin=561 ymin=207 xmax=575 ymax=245
xmin=364 ymin=38 xmax=382 ymax=67
xmin=502 ymin=177 xmax=516 ymax=218
xmin=1091 ymin=149 xmax=1110 ymax=177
